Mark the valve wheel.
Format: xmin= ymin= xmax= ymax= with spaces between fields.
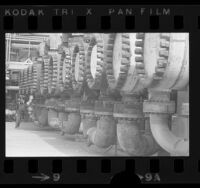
xmin=105 ymin=33 xmax=131 ymax=91
xmin=22 ymin=69 xmax=26 ymax=95
xmin=19 ymin=70 xmax=23 ymax=95
xmin=43 ymin=55 xmax=51 ymax=93
xmin=55 ymin=53 xmax=65 ymax=95
xmin=48 ymin=56 xmax=53 ymax=94
xmin=71 ymin=42 xmax=86 ymax=94
xmin=32 ymin=63 xmax=38 ymax=94
xmin=52 ymin=54 xmax=58 ymax=93
xmin=105 ymin=33 xmax=146 ymax=92
xmin=48 ymin=52 xmax=58 ymax=95
xmin=153 ymin=33 xmax=170 ymax=80
xmin=143 ymin=33 xmax=189 ymax=91
xmin=63 ymin=48 xmax=73 ymax=92
xmin=28 ymin=65 xmax=33 ymax=94
xmin=85 ymin=34 xmax=105 ymax=90
xmin=24 ymin=67 xmax=28 ymax=94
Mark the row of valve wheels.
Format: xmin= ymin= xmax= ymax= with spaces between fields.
xmin=19 ymin=33 xmax=189 ymax=96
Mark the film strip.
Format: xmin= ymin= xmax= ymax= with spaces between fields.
xmin=1 ymin=4 xmax=199 ymax=184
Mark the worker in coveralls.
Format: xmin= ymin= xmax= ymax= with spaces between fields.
xmin=15 ymin=95 xmax=26 ymax=128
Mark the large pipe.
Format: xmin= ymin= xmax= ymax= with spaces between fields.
xmin=113 ymin=94 xmax=159 ymax=156
xmin=117 ymin=118 xmax=159 ymax=156
xmin=148 ymin=91 xmax=189 ymax=156
xmin=149 ymin=114 xmax=189 ymax=156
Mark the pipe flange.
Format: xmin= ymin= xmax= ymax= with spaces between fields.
xmin=181 ymin=103 xmax=189 ymax=116
xmin=113 ymin=100 xmax=143 ymax=119
xmin=43 ymin=55 xmax=51 ymax=91
xmin=20 ymin=70 xmax=24 ymax=94
xmin=105 ymin=33 xmax=131 ymax=91
xmin=81 ymin=113 xmax=97 ymax=120
xmin=38 ymin=58 xmax=45 ymax=95
xmin=24 ymin=67 xmax=28 ymax=94
xmin=135 ymin=33 xmax=146 ymax=78
xmin=105 ymin=33 xmax=147 ymax=94
xmin=143 ymin=100 xmax=175 ymax=114
xmin=28 ymin=65 xmax=33 ymax=94
xmin=117 ymin=117 xmax=137 ymax=123
xmin=56 ymin=53 xmax=65 ymax=94
xmin=64 ymin=107 xmax=80 ymax=113
xmin=113 ymin=113 xmax=143 ymax=119
xmin=80 ymin=100 xmax=95 ymax=114
xmin=86 ymin=34 xmax=105 ymax=90
xmin=153 ymin=33 xmax=170 ymax=80
xmin=22 ymin=69 xmax=26 ymax=94
xmin=85 ymin=113 xmax=97 ymax=119
xmin=71 ymin=42 xmax=86 ymax=95
xmin=63 ymin=48 xmax=73 ymax=93
xmin=23 ymin=68 xmax=26 ymax=94
xmin=146 ymin=33 xmax=189 ymax=90
xmin=94 ymin=100 xmax=114 ymax=116
xmin=55 ymin=102 xmax=65 ymax=112
xmin=55 ymin=106 xmax=65 ymax=112
xmin=32 ymin=64 xmax=38 ymax=93
xmin=47 ymin=56 xmax=53 ymax=94
xmin=97 ymin=114 xmax=114 ymax=120
xmin=19 ymin=70 xmax=23 ymax=94
xmin=94 ymin=111 xmax=113 ymax=116
xmin=52 ymin=53 xmax=59 ymax=94
xmin=47 ymin=53 xmax=58 ymax=95
xmin=65 ymin=99 xmax=81 ymax=113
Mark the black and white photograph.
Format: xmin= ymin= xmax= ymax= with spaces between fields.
xmin=5 ymin=33 xmax=189 ymax=157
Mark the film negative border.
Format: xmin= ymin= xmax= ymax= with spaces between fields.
xmin=1 ymin=14 xmax=197 ymax=31
xmin=0 ymin=158 xmax=200 ymax=183
xmin=0 ymin=5 xmax=199 ymax=184
xmin=0 ymin=5 xmax=199 ymax=32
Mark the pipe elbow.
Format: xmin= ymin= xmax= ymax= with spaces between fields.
xmin=117 ymin=121 xmax=158 ymax=156
xmin=149 ymin=114 xmax=189 ymax=156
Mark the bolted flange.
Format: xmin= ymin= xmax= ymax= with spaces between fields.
xmin=113 ymin=94 xmax=144 ymax=120
xmin=143 ymin=100 xmax=175 ymax=114
xmin=71 ymin=41 xmax=86 ymax=95
xmin=80 ymin=100 xmax=95 ymax=115
xmin=113 ymin=101 xmax=144 ymax=119
xmin=94 ymin=100 xmax=114 ymax=116
xmin=65 ymin=98 xmax=81 ymax=113
xmin=80 ymin=112 xmax=97 ymax=137
xmin=181 ymin=103 xmax=189 ymax=117
xmin=85 ymin=34 xmax=106 ymax=90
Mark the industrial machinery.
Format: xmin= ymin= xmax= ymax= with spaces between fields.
xmin=18 ymin=33 xmax=189 ymax=156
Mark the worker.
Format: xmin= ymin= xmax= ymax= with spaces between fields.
xmin=15 ymin=95 xmax=26 ymax=128
xmin=27 ymin=95 xmax=35 ymax=121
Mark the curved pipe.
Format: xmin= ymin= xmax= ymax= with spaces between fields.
xmin=149 ymin=114 xmax=189 ymax=156
xmin=87 ymin=116 xmax=116 ymax=148
xmin=147 ymin=91 xmax=189 ymax=156
xmin=117 ymin=119 xmax=159 ymax=156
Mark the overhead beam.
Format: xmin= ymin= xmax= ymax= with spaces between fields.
xmin=7 ymin=61 xmax=33 ymax=70
xmin=6 ymin=86 xmax=19 ymax=90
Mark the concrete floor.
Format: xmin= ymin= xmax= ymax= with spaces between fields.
xmin=6 ymin=122 xmax=124 ymax=157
